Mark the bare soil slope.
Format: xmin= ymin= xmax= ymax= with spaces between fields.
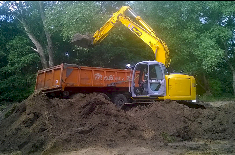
xmin=0 ymin=93 xmax=235 ymax=154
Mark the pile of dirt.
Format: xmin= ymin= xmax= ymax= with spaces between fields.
xmin=0 ymin=93 xmax=145 ymax=154
xmin=1 ymin=93 xmax=235 ymax=154
xmin=71 ymin=33 xmax=94 ymax=48
xmin=189 ymin=103 xmax=235 ymax=140
xmin=126 ymin=101 xmax=203 ymax=142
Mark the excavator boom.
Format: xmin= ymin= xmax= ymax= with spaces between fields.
xmin=72 ymin=6 xmax=170 ymax=67
xmin=118 ymin=15 xmax=170 ymax=67
xmin=92 ymin=6 xmax=130 ymax=44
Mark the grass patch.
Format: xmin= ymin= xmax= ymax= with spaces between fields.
xmin=161 ymin=132 xmax=175 ymax=143
xmin=198 ymin=94 xmax=235 ymax=102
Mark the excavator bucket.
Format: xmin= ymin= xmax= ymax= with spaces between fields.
xmin=71 ymin=33 xmax=94 ymax=48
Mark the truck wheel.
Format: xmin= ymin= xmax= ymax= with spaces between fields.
xmin=62 ymin=91 xmax=70 ymax=99
xmin=49 ymin=92 xmax=56 ymax=98
xmin=112 ymin=94 xmax=127 ymax=108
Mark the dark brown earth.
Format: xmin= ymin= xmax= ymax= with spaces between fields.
xmin=71 ymin=33 xmax=94 ymax=48
xmin=0 ymin=92 xmax=235 ymax=155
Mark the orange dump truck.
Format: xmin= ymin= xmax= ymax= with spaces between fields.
xmin=35 ymin=63 xmax=139 ymax=105
xmin=35 ymin=61 xmax=197 ymax=107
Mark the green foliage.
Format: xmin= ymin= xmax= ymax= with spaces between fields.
xmin=0 ymin=36 xmax=40 ymax=102
xmin=0 ymin=74 xmax=36 ymax=102
xmin=194 ymin=33 xmax=224 ymax=72
xmin=0 ymin=19 xmax=22 ymax=68
xmin=208 ymin=79 xmax=222 ymax=96
xmin=5 ymin=36 xmax=40 ymax=72
xmin=45 ymin=1 xmax=105 ymax=41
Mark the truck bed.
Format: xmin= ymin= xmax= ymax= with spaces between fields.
xmin=35 ymin=63 xmax=138 ymax=94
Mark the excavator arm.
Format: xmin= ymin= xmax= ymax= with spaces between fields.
xmin=92 ymin=6 xmax=130 ymax=44
xmin=92 ymin=6 xmax=170 ymax=67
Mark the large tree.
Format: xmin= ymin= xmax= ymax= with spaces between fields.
xmin=1 ymin=1 xmax=55 ymax=68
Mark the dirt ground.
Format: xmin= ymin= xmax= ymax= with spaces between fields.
xmin=1 ymin=92 xmax=235 ymax=155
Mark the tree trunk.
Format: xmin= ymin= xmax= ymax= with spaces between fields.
xmin=39 ymin=1 xmax=54 ymax=67
xmin=227 ymin=61 xmax=235 ymax=95
xmin=20 ymin=18 xmax=48 ymax=68
xmin=232 ymin=70 xmax=235 ymax=95
xmin=224 ymin=43 xmax=235 ymax=95
xmin=202 ymin=72 xmax=211 ymax=95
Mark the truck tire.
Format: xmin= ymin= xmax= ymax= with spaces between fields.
xmin=49 ymin=92 xmax=56 ymax=98
xmin=112 ymin=94 xmax=127 ymax=108
xmin=62 ymin=91 xmax=70 ymax=99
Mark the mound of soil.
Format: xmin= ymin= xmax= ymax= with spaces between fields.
xmin=1 ymin=93 xmax=235 ymax=154
xmin=189 ymin=103 xmax=235 ymax=140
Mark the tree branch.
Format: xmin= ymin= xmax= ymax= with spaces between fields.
xmin=224 ymin=42 xmax=234 ymax=72
xmin=31 ymin=47 xmax=38 ymax=52
xmin=39 ymin=1 xmax=54 ymax=67
xmin=20 ymin=18 xmax=48 ymax=68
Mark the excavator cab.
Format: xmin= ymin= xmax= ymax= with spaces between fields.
xmin=131 ymin=61 xmax=166 ymax=99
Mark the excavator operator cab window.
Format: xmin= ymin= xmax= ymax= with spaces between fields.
xmin=131 ymin=62 xmax=166 ymax=97
xmin=132 ymin=63 xmax=148 ymax=96
xmin=149 ymin=64 xmax=163 ymax=91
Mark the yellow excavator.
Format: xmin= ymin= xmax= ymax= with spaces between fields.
xmin=72 ymin=6 xmax=196 ymax=104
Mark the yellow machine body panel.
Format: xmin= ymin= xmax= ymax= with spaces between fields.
xmin=159 ymin=74 xmax=196 ymax=101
